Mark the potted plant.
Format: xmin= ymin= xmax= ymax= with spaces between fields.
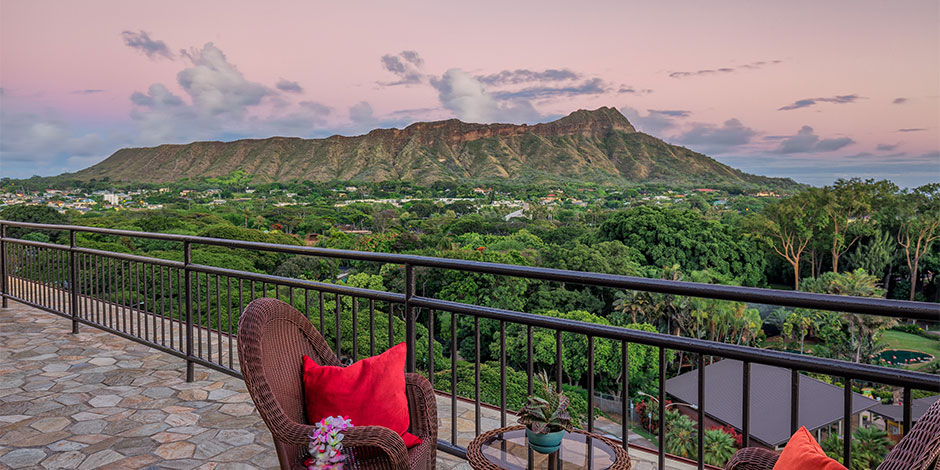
xmin=517 ymin=371 xmax=573 ymax=454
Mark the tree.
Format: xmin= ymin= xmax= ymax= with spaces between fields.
xmin=802 ymin=269 xmax=895 ymax=363
xmin=822 ymin=426 xmax=892 ymax=470
xmin=750 ymin=189 xmax=825 ymax=290
xmin=893 ymin=184 xmax=940 ymax=300
xmin=844 ymin=230 xmax=896 ymax=285
xmin=599 ymin=205 xmax=767 ymax=286
xmin=783 ymin=311 xmax=814 ymax=353
xmin=820 ymin=179 xmax=880 ymax=273
xmin=0 ymin=204 xmax=68 ymax=240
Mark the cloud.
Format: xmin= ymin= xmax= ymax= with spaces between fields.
xmin=649 ymin=109 xmax=690 ymax=117
xmin=0 ymin=111 xmax=112 ymax=178
xmin=121 ymin=30 xmax=173 ymax=60
xmin=772 ymin=125 xmax=855 ymax=153
xmin=349 ymin=101 xmax=376 ymax=126
xmin=429 ymin=68 xmax=542 ymax=123
xmin=379 ymin=51 xmax=425 ymax=86
xmin=619 ymin=107 xmax=691 ymax=135
xmin=918 ymin=150 xmax=940 ymax=161
xmin=176 ymin=43 xmax=271 ymax=118
xmin=892 ymin=98 xmax=908 ymax=104
xmin=275 ymin=79 xmax=303 ymax=94
xmin=673 ymin=118 xmax=757 ymax=154
xmin=778 ymin=94 xmax=862 ymax=111
xmin=130 ymin=43 xmax=282 ymax=143
xmin=476 ymin=69 xmax=579 ymax=86
xmin=712 ymin=151 xmax=940 ymax=188
xmin=256 ymin=101 xmax=331 ymax=135
xmin=490 ymin=78 xmax=608 ymax=101
xmin=669 ymin=60 xmax=781 ymax=79
xmin=815 ymin=137 xmax=854 ymax=152
xmin=898 ymin=128 xmax=926 ymax=132
xmin=876 ymin=143 xmax=899 ymax=151
xmin=71 ymin=89 xmax=105 ymax=95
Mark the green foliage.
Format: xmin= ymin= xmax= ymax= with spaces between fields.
xmin=311 ymin=273 xmax=444 ymax=369
xmin=0 ymin=204 xmax=68 ymax=240
xmin=822 ymin=426 xmax=892 ymax=470
xmin=499 ymin=311 xmax=667 ymax=396
xmin=664 ymin=409 xmax=696 ymax=458
xmin=517 ymin=371 xmax=573 ymax=433
xmin=599 ymin=206 xmax=766 ymax=286
xmin=703 ymin=428 xmax=737 ymax=467
xmin=845 ymin=230 xmax=896 ymax=280
xmin=801 ymin=270 xmax=895 ymax=363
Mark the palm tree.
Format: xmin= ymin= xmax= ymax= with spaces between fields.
xmin=822 ymin=426 xmax=891 ymax=470
xmin=853 ymin=426 xmax=892 ymax=469
xmin=664 ymin=409 xmax=696 ymax=459
xmin=830 ymin=270 xmax=895 ymax=362
xmin=703 ymin=428 xmax=737 ymax=467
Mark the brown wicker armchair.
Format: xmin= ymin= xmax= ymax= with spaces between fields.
xmin=725 ymin=398 xmax=940 ymax=470
xmin=237 ymin=297 xmax=438 ymax=470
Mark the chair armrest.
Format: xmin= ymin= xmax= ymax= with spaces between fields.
xmin=725 ymin=447 xmax=780 ymax=470
xmin=272 ymin=419 xmax=410 ymax=469
xmin=405 ymin=372 xmax=438 ymax=442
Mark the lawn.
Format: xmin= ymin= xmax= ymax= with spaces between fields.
xmin=880 ymin=330 xmax=940 ymax=371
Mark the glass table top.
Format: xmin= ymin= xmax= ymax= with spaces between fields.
xmin=478 ymin=428 xmax=619 ymax=470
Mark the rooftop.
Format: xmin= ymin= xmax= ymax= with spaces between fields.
xmin=665 ymin=359 xmax=880 ymax=447
xmin=869 ymin=395 xmax=940 ymax=423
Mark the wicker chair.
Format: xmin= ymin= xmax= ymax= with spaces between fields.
xmin=237 ymin=298 xmax=438 ymax=470
xmin=725 ymin=397 xmax=940 ymax=470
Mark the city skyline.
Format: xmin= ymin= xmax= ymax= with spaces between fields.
xmin=1 ymin=0 xmax=938 ymax=186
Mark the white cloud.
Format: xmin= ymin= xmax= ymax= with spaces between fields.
xmin=429 ymin=69 xmax=542 ymax=123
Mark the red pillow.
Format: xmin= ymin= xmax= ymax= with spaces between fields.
xmin=773 ymin=426 xmax=846 ymax=470
xmin=302 ymin=342 xmax=422 ymax=448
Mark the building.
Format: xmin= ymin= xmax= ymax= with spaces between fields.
xmin=869 ymin=394 xmax=940 ymax=442
xmin=103 ymin=193 xmax=120 ymax=205
xmin=665 ymin=359 xmax=879 ymax=449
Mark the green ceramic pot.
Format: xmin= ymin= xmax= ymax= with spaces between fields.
xmin=525 ymin=427 xmax=566 ymax=454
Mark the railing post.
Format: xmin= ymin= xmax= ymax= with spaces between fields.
xmin=184 ymin=241 xmax=195 ymax=382
xmin=790 ymin=369 xmax=800 ymax=434
xmin=404 ymin=263 xmax=416 ymax=373
xmin=0 ymin=223 xmax=6 ymax=309
xmin=69 ymin=230 xmax=78 ymax=334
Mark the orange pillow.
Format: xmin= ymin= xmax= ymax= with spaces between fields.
xmin=302 ymin=342 xmax=422 ymax=448
xmin=773 ymin=426 xmax=846 ymax=470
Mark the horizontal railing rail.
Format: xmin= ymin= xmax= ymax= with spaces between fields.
xmin=1 ymin=219 xmax=935 ymax=319
xmin=1 ymin=220 xmax=937 ymax=470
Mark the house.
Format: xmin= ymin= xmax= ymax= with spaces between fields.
xmin=665 ymin=359 xmax=879 ymax=448
xmin=869 ymin=394 xmax=939 ymax=443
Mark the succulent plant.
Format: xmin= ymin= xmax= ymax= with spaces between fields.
xmin=517 ymin=371 xmax=573 ymax=434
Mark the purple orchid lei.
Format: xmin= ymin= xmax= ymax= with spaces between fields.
xmin=305 ymin=416 xmax=353 ymax=470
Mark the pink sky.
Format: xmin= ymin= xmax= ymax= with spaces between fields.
xmin=1 ymin=0 xmax=938 ymax=186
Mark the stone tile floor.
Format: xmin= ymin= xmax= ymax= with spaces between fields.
xmin=0 ymin=300 xmax=700 ymax=469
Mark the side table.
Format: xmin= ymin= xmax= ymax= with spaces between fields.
xmin=466 ymin=425 xmax=630 ymax=470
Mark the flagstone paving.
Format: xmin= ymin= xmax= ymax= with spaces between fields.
xmin=0 ymin=301 xmax=479 ymax=470
xmin=1 ymin=300 xmax=701 ymax=469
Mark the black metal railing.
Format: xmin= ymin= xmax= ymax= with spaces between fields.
xmin=1 ymin=220 xmax=937 ymax=469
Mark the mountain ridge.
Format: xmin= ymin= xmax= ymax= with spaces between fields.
xmin=71 ymin=107 xmax=796 ymax=187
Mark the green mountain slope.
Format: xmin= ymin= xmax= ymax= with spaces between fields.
xmin=71 ymin=107 xmax=795 ymax=187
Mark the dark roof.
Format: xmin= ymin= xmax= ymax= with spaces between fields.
xmin=665 ymin=359 xmax=879 ymax=447
xmin=869 ymin=395 xmax=939 ymax=422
